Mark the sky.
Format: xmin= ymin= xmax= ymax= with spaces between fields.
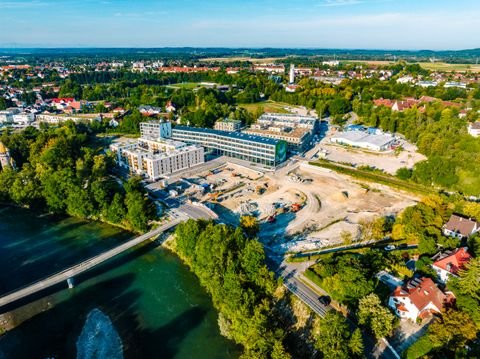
xmin=1 ymin=0 xmax=480 ymax=50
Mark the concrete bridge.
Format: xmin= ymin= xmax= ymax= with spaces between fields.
xmin=0 ymin=219 xmax=182 ymax=310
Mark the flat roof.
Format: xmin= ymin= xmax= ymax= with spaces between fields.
xmin=332 ymin=131 xmax=396 ymax=147
xmin=243 ymin=127 xmax=310 ymax=140
xmin=173 ymin=125 xmax=282 ymax=146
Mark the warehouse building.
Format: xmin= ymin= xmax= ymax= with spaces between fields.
xmin=330 ymin=131 xmax=397 ymax=152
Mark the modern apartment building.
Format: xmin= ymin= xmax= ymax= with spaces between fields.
xmin=171 ymin=126 xmax=287 ymax=167
xmin=243 ymin=124 xmax=311 ymax=153
xmin=257 ymin=113 xmax=319 ymax=132
xmin=140 ymin=120 xmax=172 ymax=139
xmin=111 ymin=140 xmax=204 ymax=181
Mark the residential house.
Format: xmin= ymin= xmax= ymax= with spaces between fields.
xmin=468 ymin=122 xmax=480 ymax=137
xmin=388 ymin=277 xmax=453 ymax=321
xmin=165 ymin=101 xmax=176 ymax=113
xmin=139 ymin=105 xmax=162 ymax=117
xmin=431 ymin=247 xmax=472 ymax=284
xmin=443 ymin=214 xmax=480 ymax=239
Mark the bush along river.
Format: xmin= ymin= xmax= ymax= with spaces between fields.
xmin=0 ymin=206 xmax=240 ymax=358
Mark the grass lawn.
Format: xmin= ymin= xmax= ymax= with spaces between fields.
xmin=164 ymin=82 xmax=203 ymax=90
xmin=238 ymin=101 xmax=292 ymax=114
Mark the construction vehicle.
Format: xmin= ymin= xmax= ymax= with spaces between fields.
xmin=291 ymin=203 xmax=302 ymax=213
xmin=256 ymin=185 xmax=265 ymax=195
xmin=267 ymin=215 xmax=276 ymax=223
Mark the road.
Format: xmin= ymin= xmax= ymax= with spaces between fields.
xmin=276 ymin=257 xmax=399 ymax=359
xmin=276 ymin=258 xmax=331 ymax=317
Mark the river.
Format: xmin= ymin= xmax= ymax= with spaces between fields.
xmin=0 ymin=206 xmax=240 ymax=358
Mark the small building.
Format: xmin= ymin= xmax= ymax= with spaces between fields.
xmin=444 ymin=81 xmax=467 ymax=89
xmin=442 ymin=214 xmax=480 ymax=239
xmin=0 ymin=141 xmax=14 ymax=170
xmin=214 ymin=118 xmax=242 ymax=132
xmin=431 ymin=247 xmax=472 ymax=284
xmin=138 ymin=105 xmax=163 ymax=117
xmin=388 ymin=277 xmax=452 ymax=321
xmin=468 ymin=122 xmax=480 ymax=137
xmin=165 ymin=101 xmax=176 ymax=113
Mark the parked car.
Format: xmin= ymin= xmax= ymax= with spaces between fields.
xmin=318 ymin=296 xmax=331 ymax=306
xmin=384 ymin=245 xmax=396 ymax=251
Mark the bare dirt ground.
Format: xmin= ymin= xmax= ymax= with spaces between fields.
xmin=197 ymin=159 xmax=418 ymax=254
xmin=306 ymin=131 xmax=426 ymax=174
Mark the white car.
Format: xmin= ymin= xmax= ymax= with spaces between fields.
xmin=384 ymin=245 xmax=396 ymax=251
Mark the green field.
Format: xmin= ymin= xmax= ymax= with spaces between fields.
xmin=346 ymin=60 xmax=480 ymax=72
xmin=164 ymin=82 xmax=204 ymax=90
xmin=238 ymin=101 xmax=292 ymax=114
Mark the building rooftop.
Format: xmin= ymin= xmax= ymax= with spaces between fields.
xmin=173 ymin=125 xmax=282 ymax=146
xmin=443 ymin=214 xmax=479 ymax=237
xmin=332 ymin=131 xmax=395 ymax=148
xmin=432 ymin=247 xmax=472 ymax=275
xmin=243 ymin=126 xmax=310 ymax=140
xmin=392 ymin=277 xmax=447 ymax=313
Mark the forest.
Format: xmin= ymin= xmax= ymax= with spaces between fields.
xmin=0 ymin=123 xmax=156 ymax=232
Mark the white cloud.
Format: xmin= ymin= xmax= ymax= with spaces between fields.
xmin=0 ymin=0 xmax=50 ymax=9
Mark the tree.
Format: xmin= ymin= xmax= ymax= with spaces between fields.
xmin=428 ymin=310 xmax=478 ymax=352
xmin=396 ymin=167 xmax=412 ymax=180
xmin=348 ymin=328 xmax=365 ymax=357
xmin=315 ymin=312 xmax=351 ymax=359
xmin=240 ymin=215 xmax=259 ymax=238
xmin=457 ymin=257 xmax=480 ymax=300
xmin=357 ymin=293 xmax=396 ymax=340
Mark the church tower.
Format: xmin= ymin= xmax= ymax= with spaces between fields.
xmin=0 ymin=141 xmax=14 ymax=170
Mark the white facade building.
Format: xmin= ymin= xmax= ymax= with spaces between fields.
xmin=468 ymin=122 xmax=480 ymax=137
xmin=388 ymin=277 xmax=449 ymax=322
xmin=0 ymin=110 xmax=14 ymax=124
xmin=13 ymin=112 xmax=35 ymax=125
xmin=140 ymin=121 xmax=172 ymax=140
xmin=214 ymin=119 xmax=242 ymax=132
xmin=330 ymin=131 xmax=397 ymax=151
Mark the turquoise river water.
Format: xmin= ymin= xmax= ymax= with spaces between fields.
xmin=0 ymin=206 xmax=240 ymax=358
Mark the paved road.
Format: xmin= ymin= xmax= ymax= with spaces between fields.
xmin=0 ymin=219 xmax=182 ymax=309
xmin=276 ymin=259 xmax=331 ymax=317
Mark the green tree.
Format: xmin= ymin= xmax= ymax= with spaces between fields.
xmin=348 ymin=328 xmax=365 ymax=357
xmin=457 ymin=257 xmax=480 ymax=300
xmin=240 ymin=215 xmax=259 ymax=238
xmin=315 ymin=312 xmax=351 ymax=359
xmin=428 ymin=310 xmax=478 ymax=352
xmin=357 ymin=293 xmax=396 ymax=339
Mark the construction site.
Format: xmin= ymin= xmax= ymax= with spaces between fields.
xmin=156 ymin=158 xmax=418 ymax=255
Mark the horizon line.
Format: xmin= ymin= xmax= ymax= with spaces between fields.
xmin=0 ymin=46 xmax=479 ymax=53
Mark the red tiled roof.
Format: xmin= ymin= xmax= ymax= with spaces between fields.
xmin=432 ymin=247 xmax=472 ymax=275
xmin=374 ymin=98 xmax=394 ymax=107
xmin=392 ymin=277 xmax=447 ymax=313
